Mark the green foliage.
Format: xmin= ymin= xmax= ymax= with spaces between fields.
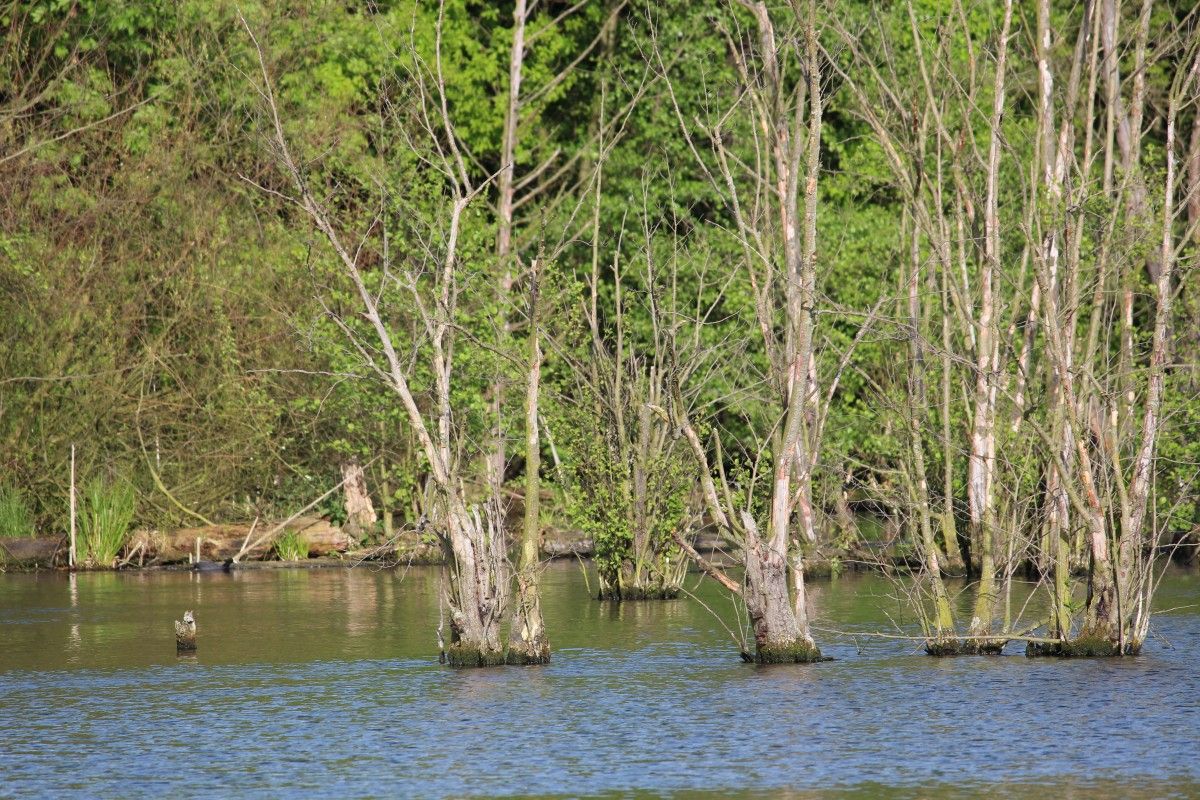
xmin=559 ymin=420 xmax=632 ymax=586
xmin=272 ymin=529 xmax=308 ymax=561
xmin=78 ymin=479 xmax=136 ymax=567
xmin=1 ymin=0 xmax=1197 ymax=583
xmin=0 ymin=486 xmax=36 ymax=538
xmin=1157 ymin=372 xmax=1200 ymax=537
xmin=556 ymin=402 xmax=690 ymax=596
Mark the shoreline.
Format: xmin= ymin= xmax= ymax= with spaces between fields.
xmin=4 ymin=524 xmax=1195 ymax=578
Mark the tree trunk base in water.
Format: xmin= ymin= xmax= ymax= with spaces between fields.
xmin=1025 ymin=633 xmax=1140 ymax=658
xmin=924 ymin=638 xmax=1005 ymax=656
xmin=445 ymin=643 xmax=507 ymax=667
xmin=597 ymin=585 xmax=681 ymax=601
xmin=744 ymin=640 xmax=826 ymax=664
xmin=505 ymin=639 xmax=551 ymax=666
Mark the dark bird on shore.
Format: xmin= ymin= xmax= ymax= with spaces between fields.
xmin=175 ymin=610 xmax=197 ymax=652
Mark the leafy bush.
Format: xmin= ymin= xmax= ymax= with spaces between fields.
xmin=0 ymin=486 xmax=36 ymax=538
xmin=557 ymin=405 xmax=691 ymax=598
xmin=79 ymin=479 xmax=136 ymax=567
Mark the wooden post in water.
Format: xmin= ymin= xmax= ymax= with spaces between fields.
xmin=68 ymin=444 xmax=76 ymax=569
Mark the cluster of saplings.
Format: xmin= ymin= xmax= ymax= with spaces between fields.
xmin=3 ymin=0 xmax=1198 ymax=666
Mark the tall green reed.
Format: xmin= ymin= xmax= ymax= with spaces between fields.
xmin=0 ymin=486 xmax=35 ymax=538
xmin=272 ymin=529 xmax=309 ymax=561
xmin=79 ymin=479 xmax=136 ymax=567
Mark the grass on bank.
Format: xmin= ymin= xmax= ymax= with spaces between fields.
xmin=273 ymin=529 xmax=309 ymax=561
xmin=0 ymin=486 xmax=36 ymax=538
xmin=79 ymin=479 xmax=136 ymax=567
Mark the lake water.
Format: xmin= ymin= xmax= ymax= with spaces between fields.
xmin=1 ymin=563 xmax=1197 ymax=798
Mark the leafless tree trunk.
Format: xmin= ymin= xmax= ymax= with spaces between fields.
xmin=963 ymin=0 xmax=1012 ymax=646
xmin=1022 ymin=5 xmax=1200 ymax=657
xmin=904 ymin=207 xmax=955 ymax=639
xmin=487 ymin=0 xmax=628 ymax=513
xmin=1115 ymin=45 xmax=1200 ymax=649
xmin=1189 ymin=113 xmax=1200 ymax=243
xmin=507 ymin=260 xmax=549 ymax=665
xmin=485 ymin=0 xmax=528 ymax=513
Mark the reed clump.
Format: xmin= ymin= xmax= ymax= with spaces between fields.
xmin=0 ymin=486 xmax=36 ymax=538
xmin=78 ymin=478 xmax=136 ymax=567
xmin=272 ymin=529 xmax=308 ymax=561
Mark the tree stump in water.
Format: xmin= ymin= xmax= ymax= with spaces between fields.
xmin=175 ymin=611 xmax=197 ymax=652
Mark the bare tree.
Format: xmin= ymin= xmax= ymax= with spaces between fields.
xmin=651 ymin=0 xmax=829 ymax=663
xmin=1026 ymin=5 xmax=1200 ymax=655
xmin=826 ymin=0 xmax=1022 ymax=653
xmin=241 ymin=11 xmax=511 ymax=666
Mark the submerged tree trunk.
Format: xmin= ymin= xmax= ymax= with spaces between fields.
xmin=1025 ymin=4 xmax=1197 ymax=658
xmin=742 ymin=513 xmax=820 ymax=663
xmin=652 ymin=0 xmax=840 ymax=661
xmin=507 ymin=261 xmax=549 ymax=665
xmin=442 ymin=500 xmax=508 ymax=666
xmin=749 ymin=0 xmax=824 ymax=664
xmin=1094 ymin=48 xmax=1194 ymax=654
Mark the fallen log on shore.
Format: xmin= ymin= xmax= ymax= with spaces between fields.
xmin=541 ymin=533 xmax=593 ymax=558
xmin=127 ymin=516 xmax=353 ymax=564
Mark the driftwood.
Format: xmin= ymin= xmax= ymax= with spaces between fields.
xmin=128 ymin=516 xmax=352 ymax=564
xmin=541 ymin=534 xmax=593 ymax=558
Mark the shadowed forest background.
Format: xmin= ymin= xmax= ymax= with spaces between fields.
xmin=2 ymin=0 xmax=1199 ymax=661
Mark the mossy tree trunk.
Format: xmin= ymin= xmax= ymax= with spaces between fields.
xmin=443 ymin=500 xmax=508 ymax=666
xmin=743 ymin=514 xmax=820 ymax=663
